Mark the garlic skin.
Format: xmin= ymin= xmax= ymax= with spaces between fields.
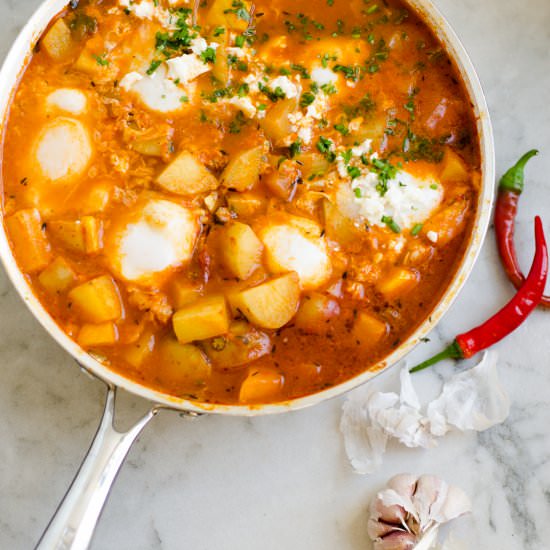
xmin=368 ymin=474 xmax=471 ymax=550
xmin=341 ymin=351 xmax=509 ymax=474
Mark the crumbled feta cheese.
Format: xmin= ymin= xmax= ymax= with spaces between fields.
xmin=305 ymin=93 xmax=328 ymax=120
xmin=426 ymin=230 xmax=439 ymax=243
xmin=268 ymin=76 xmax=299 ymax=99
xmin=349 ymin=170 xmax=443 ymax=230
xmin=121 ymin=66 xmax=188 ymax=113
xmin=190 ymin=37 xmax=219 ymax=56
xmin=311 ymin=67 xmax=338 ymax=87
xmin=119 ymin=0 xmax=154 ymax=19
xmin=297 ymin=125 xmax=313 ymax=144
xmin=351 ymin=139 xmax=372 ymax=157
xmin=226 ymin=96 xmax=256 ymax=118
xmin=166 ymin=54 xmax=211 ymax=83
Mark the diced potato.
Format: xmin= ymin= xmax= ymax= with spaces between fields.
xmin=263 ymin=160 xmax=300 ymax=200
xmin=158 ymin=338 xmax=212 ymax=384
xmin=202 ymin=321 xmax=271 ymax=368
xmin=82 ymin=216 xmax=103 ymax=254
xmin=239 ymin=367 xmax=284 ymax=404
xmin=48 ymin=217 xmax=102 ymax=254
xmin=5 ymin=209 xmax=51 ymax=272
xmin=351 ymin=312 xmax=388 ymax=346
xmin=73 ymin=49 xmax=108 ymax=76
xmin=172 ymin=295 xmax=230 ymax=344
xmin=260 ymin=98 xmax=298 ymax=144
xmin=156 ymin=151 xmax=219 ymax=196
xmin=323 ymin=199 xmax=362 ymax=249
xmin=169 ymin=278 xmax=203 ymax=309
xmin=206 ymin=0 xmax=250 ymax=32
xmin=218 ymin=222 xmax=263 ymax=280
xmin=80 ymin=181 xmax=112 ymax=214
xmin=220 ymin=146 xmax=263 ymax=192
xmin=422 ymin=197 xmax=470 ymax=246
xmin=48 ymin=220 xmax=85 ymax=252
xmin=121 ymin=330 xmax=155 ymax=368
xmin=41 ymin=19 xmax=73 ymax=61
xmin=226 ymin=193 xmax=266 ymax=218
xmin=294 ymin=293 xmax=340 ymax=334
xmin=296 ymin=153 xmax=330 ymax=179
xmin=38 ymin=257 xmax=77 ymax=294
xmin=77 ymin=322 xmax=119 ymax=347
xmin=124 ymin=125 xmax=174 ymax=159
xmin=212 ymin=45 xmax=230 ymax=85
xmin=68 ymin=275 xmax=122 ymax=323
xmin=228 ymin=272 xmax=300 ymax=329
xmin=377 ymin=268 xmax=419 ymax=298
xmin=440 ymin=150 xmax=469 ymax=183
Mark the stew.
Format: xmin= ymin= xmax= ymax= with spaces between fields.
xmin=1 ymin=0 xmax=481 ymax=404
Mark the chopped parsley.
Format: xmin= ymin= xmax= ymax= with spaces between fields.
xmin=213 ymin=27 xmax=225 ymax=37
xmin=258 ymin=82 xmax=286 ymax=102
xmin=223 ymin=1 xmax=251 ymax=22
xmin=93 ymin=53 xmax=109 ymax=66
xmin=353 ymin=187 xmax=363 ymax=198
xmin=300 ymin=92 xmax=316 ymax=107
xmin=321 ymin=82 xmax=337 ymax=95
xmin=347 ymin=166 xmax=361 ymax=179
xmin=146 ymin=59 xmax=162 ymax=75
xmin=334 ymin=123 xmax=349 ymax=136
xmin=333 ymin=64 xmax=360 ymax=81
xmin=317 ymin=136 xmax=336 ymax=161
xmin=200 ymin=47 xmax=217 ymax=64
xmin=234 ymin=34 xmax=245 ymax=48
xmin=290 ymin=139 xmax=302 ymax=158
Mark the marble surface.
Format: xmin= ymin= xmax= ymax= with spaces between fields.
xmin=1 ymin=0 xmax=550 ymax=548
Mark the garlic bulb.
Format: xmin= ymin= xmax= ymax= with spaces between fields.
xmin=368 ymin=474 xmax=471 ymax=550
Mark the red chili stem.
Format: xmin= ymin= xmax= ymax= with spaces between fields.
xmin=411 ymin=216 xmax=548 ymax=373
xmin=495 ymin=150 xmax=550 ymax=307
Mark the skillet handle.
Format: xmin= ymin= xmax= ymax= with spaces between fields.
xmin=35 ymin=385 xmax=158 ymax=550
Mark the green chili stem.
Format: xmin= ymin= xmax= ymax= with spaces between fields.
xmin=499 ymin=149 xmax=539 ymax=194
xmin=409 ymin=340 xmax=464 ymax=373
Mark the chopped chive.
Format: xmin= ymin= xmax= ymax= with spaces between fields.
xmin=382 ymin=216 xmax=401 ymax=233
xmin=146 ymin=59 xmax=162 ymax=75
xmin=411 ymin=223 xmax=423 ymax=236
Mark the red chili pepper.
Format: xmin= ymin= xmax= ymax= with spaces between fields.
xmin=495 ymin=150 xmax=550 ymax=308
xmin=410 ymin=216 xmax=548 ymax=373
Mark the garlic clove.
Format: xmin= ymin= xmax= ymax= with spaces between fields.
xmin=373 ymin=531 xmax=417 ymax=550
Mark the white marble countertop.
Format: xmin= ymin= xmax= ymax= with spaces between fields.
xmin=1 ymin=1 xmax=549 ymax=548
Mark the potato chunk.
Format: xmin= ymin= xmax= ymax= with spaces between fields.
xmin=38 ymin=257 xmax=77 ymax=294
xmin=121 ymin=330 xmax=155 ymax=368
xmin=206 ymin=0 xmax=250 ymax=32
xmin=228 ymin=272 xmax=300 ymax=329
xmin=263 ymin=160 xmax=300 ymax=200
xmin=239 ymin=368 xmax=284 ymax=404
xmin=42 ymin=19 xmax=73 ymax=61
xmin=169 ymin=278 xmax=203 ymax=309
xmin=5 ymin=209 xmax=51 ymax=272
xmin=78 ymin=323 xmax=119 ymax=348
xmin=220 ymin=146 xmax=263 ymax=192
xmin=172 ymin=295 xmax=230 ymax=344
xmin=218 ymin=222 xmax=263 ymax=280
xmin=377 ymin=268 xmax=419 ymax=299
xmin=158 ymin=338 xmax=212 ymax=386
xmin=202 ymin=321 xmax=271 ymax=368
xmin=351 ymin=313 xmax=389 ymax=346
xmin=226 ymin=193 xmax=267 ymax=218
xmin=294 ymin=293 xmax=340 ymax=334
xmin=156 ymin=152 xmax=219 ymax=196
xmin=260 ymin=98 xmax=297 ymax=144
xmin=48 ymin=217 xmax=103 ymax=254
xmin=440 ymin=150 xmax=469 ymax=183
xmin=68 ymin=275 xmax=122 ymax=323
xmin=422 ymin=197 xmax=470 ymax=246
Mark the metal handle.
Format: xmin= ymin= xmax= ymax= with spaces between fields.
xmin=35 ymin=385 xmax=158 ymax=550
